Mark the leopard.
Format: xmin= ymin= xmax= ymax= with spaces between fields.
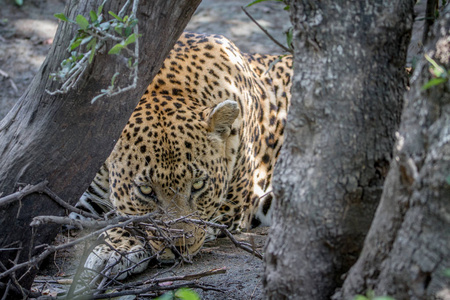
xmin=79 ymin=32 xmax=292 ymax=280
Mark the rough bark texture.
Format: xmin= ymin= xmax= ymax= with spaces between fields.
xmin=264 ymin=1 xmax=414 ymax=299
xmin=335 ymin=7 xmax=450 ymax=300
xmin=0 ymin=0 xmax=200 ymax=293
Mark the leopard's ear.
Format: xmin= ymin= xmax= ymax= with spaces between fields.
xmin=206 ymin=100 xmax=239 ymax=139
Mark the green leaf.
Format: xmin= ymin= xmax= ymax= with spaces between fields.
xmin=87 ymin=38 xmax=96 ymax=50
xmin=87 ymin=38 xmax=97 ymax=63
xmin=111 ymin=72 xmax=120 ymax=86
xmin=245 ymin=0 xmax=283 ymax=7
xmin=425 ymin=53 xmax=446 ymax=77
xmin=421 ymin=77 xmax=448 ymax=90
xmin=109 ymin=11 xmax=123 ymax=22
xmin=15 ymin=0 xmax=23 ymax=6
xmin=128 ymin=19 xmax=138 ymax=28
xmin=81 ymin=35 xmax=93 ymax=45
xmin=124 ymin=33 xmax=139 ymax=46
xmin=353 ymin=296 xmax=369 ymax=300
xmin=286 ymin=27 xmax=293 ymax=50
xmin=89 ymin=10 xmax=98 ymax=22
xmin=97 ymin=4 xmax=104 ymax=16
xmin=69 ymin=38 xmax=82 ymax=51
xmin=108 ymin=44 xmax=124 ymax=55
xmin=125 ymin=26 xmax=133 ymax=37
xmin=99 ymin=22 xmax=110 ymax=30
xmin=75 ymin=14 xmax=89 ymax=30
xmin=54 ymin=13 xmax=69 ymax=22
xmin=76 ymin=53 xmax=84 ymax=61
xmin=373 ymin=297 xmax=396 ymax=300
xmin=114 ymin=26 xmax=123 ymax=35
xmin=174 ymin=288 xmax=200 ymax=300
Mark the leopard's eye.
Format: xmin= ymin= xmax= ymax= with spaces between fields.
xmin=139 ymin=185 xmax=153 ymax=196
xmin=192 ymin=179 xmax=205 ymax=191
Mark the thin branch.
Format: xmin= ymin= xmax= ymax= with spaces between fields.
xmin=72 ymin=281 xmax=224 ymax=300
xmin=118 ymin=0 xmax=132 ymax=17
xmin=241 ymin=6 xmax=292 ymax=54
xmin=147 ymin=267 xmax=227 ymax=284
xmin=0 ymin=248 xmax=22 ymax=252
xmin=0 ymin=181 xmax=48 ymax=207
xmin=0 ymin=213 xmax=156 ymax=281
xmin=143 ymin=217 xmax=194 ymax=264
xmin=0 ymin=280 xmax=12 ymax=300
xmin=2 ymin=190 xmax=260 ymax=297
xmin=66 ymin=238 xmax=107 ymax=298
xmin=176 ymin=218 xmax=263 ymax=260
xmin=0 ymin=181 xmax=98 ymax=219
xmin=31 ymin=215 xmax=121 ymax=229
xmin=42 ymin=186 xmax=99 ymax=219
xmin=0 ymin=282 xmax=40 ymax=299
xmin=0 ymin=69 xmax=9 ymax=78
xmin=9 ymin=247 xmax=26 ymax=299
xmin=33 ymin=279 xmax=73 ymax=285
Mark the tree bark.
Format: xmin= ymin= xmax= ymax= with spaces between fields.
xmin=0 ymin=0 xmax=200 ymax=294
xmin=264 ymin=1 xmax=414 ymax=299
xmin=335 ymin=6 xmax=450 ymax=300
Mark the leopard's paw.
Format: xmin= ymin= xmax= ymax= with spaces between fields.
xmin=84 ymin=243 xmax=149 ymax=280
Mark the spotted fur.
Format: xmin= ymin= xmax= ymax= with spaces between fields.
xmin=81 ymin=32 xmax=292 ymax=279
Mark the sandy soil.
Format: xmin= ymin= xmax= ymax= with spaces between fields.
xmin=0 ymin=1 xmax=291 ymax=298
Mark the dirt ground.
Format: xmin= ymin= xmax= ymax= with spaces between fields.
xmin=0 ymin=0 xmax=291 ymax=299
xmin=33 ymin=226 xmax=270 ymax=299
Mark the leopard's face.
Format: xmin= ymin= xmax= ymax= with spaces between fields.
xmin=107 ymin=97 xmax=240 ymax=255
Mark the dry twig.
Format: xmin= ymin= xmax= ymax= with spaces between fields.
xmin=41 ymin=185 xmax=99 ymax=219
xmin=72 ymin=281 xmax=223 ymax=300
xmin=0 ymin=181 xmax=98 ymax=219
xmin=0 ymin=181 xmax=48 ymax=207
xmin=175 ymin=218 xmax=264 ymax=260
xmin=31 ymin=215 xmax=126 ymax=230
xmin=1 ymin=181 xmax=261 ymax=298
xmin=241 ymin=6 xmax=292 ymax=54
xmin=147 ymin=267 xmax=227 ymax=283
xmin=0 ymin=212 xmax=156 ymax=281
xmin=70 ymin=268 xmax=227 ymax=300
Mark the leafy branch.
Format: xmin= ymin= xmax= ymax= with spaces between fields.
xmin=243 ymin=0 xmax=294 ymax=53
xmin=47 ymin=0 xmax=141 ymax=103
xmin=421 ymin=53 xmax=449 ymax=90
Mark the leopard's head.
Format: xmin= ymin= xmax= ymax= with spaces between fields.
xmin=107 ymin=98 xmax=240 ymax=258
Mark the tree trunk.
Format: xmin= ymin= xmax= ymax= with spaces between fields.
xmin=0 ymin=0 xmax=200 ymax=294
xmin=264 ymin=1 xmax=414 ymax=299
xmin=335 ymin=7 xmax=450 ymax=300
